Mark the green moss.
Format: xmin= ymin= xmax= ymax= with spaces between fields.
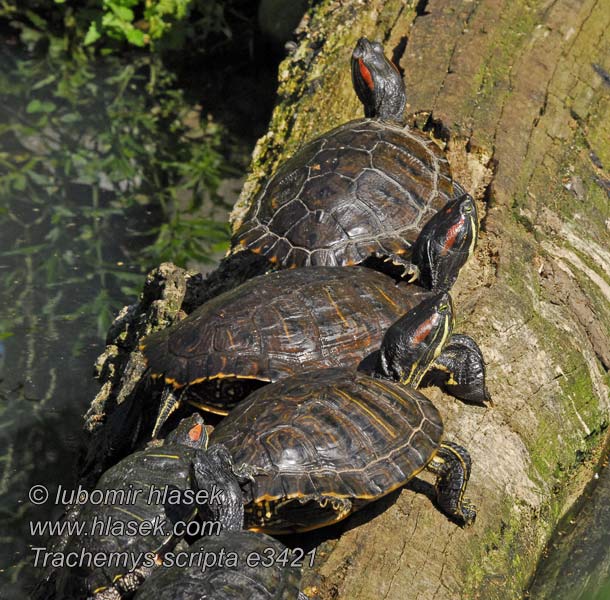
xmin=467 ymin=0 xmax=539 ymax=145
xmin=464 ymin=498 xmax=537 ymax=599
xmin=463 ymin=202 xmax=609 ymax=596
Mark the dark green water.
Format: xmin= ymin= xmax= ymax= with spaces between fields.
xmin=528 ymin=446 xmax=610 ymax=600
xmin=0 ymin=5 xmax=283 ymax=596
xmin=0 ymin=104 xmax=160 ymax=597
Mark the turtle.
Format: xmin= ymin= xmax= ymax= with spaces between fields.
xmin=53 ymin=415 xmax=243 ymax=600
xmin=139 ymin=267 xmax=489 ymax=438
xmin=133 ymin=530 xmax=306 ymax=600
xmin=207 ymin=367 xmax=477 ymax=532
xmin=226 ymin=37 xmax=478 ymax=294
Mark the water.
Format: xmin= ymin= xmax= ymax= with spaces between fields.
xmin=0 ymin=6 xmax=283 ymax=596
xmin=528 ymin=445 xmax=610 ymax=600
xmin=0 ymin=44 xmax=213 ymax=597
xmin=0 ymin=134 xmax=159 ymax=597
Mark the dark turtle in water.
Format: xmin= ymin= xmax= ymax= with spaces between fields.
xmin=133 ymin=530 xmax=305 ymax=600
xmin=139 ymin=267 xmax=488 ymax=437
xmin=208 ymin=367 xmax=477 ymax=532
xmin=54 ymin=415 xmax=243 ymax=600
xmin=229 ymin=37 xmax=477 ymax=293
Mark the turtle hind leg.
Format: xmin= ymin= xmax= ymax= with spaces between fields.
xmin=427 ymin=441 xmax=476 ymax=527
xmin=151 ymin=386 xmax=185 ymax=439
xmin=184 ymin=250 xmax=273 ymax=309
xmin=424 ymin=333 xmax=490 ymax=405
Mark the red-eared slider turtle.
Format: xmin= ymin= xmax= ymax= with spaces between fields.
xmin=207 ymin=367 xmax=476 ymax=532
xmin=54 ymin=415 xmax=243 ymax=600
xmin=228 ymin=37 xmax=477 ymax=293
xmin=140 ymin=267 xmax=488 ymax=437
xmin=133 ymin=530 xmax=305 ymax=600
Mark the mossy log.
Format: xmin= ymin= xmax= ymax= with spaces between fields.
xmin=83 ymin=0 xmax=610 ymax=598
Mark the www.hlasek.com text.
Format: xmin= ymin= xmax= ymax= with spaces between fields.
xmin=31 ymin=514 xmax=222 ymax=539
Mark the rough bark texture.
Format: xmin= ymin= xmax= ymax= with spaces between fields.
xmin=83 ymin=0 xmax=610 ymax=598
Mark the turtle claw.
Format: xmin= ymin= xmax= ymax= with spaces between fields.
xmin=406 ymin=268 xmax=419 ymax=283
xmin=460 ymin=499 xmax=477 ymax=527
xmin=381 ymin=255 xmax=419 ymax=282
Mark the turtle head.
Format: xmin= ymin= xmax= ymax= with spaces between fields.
xmin=374 ymin=292 xmax=454 ymax=387
xmin=351 ymin=37 xmax=406 ymax=122
xmin=411 ymin=193 xmax=478 ymax=293
xmin=164 ymin=414 xmax=208 ymax=450
xmin=192 ymin=444 xmax=244 ymax=531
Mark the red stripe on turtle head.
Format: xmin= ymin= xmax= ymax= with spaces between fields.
xmin=358 ymin=58 xmax=375 ymax=91
xmin=189 ymin=423 xmax=204 ymax=442
xmin=440 ymin=214 xmax=466 ymax=256
xmin=411 ymin=314 xmax=438 ymax=346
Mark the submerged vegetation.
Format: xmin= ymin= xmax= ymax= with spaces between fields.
xmin=0 ymin=1 xmax=287 ymax=593
xmin=0 ymin=0 xmax=243 ymax=341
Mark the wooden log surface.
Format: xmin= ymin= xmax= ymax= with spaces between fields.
xmin=83 ymin=0 xmax=610 ymax=598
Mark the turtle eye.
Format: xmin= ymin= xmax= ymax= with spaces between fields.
xmin=438 ymin=303 xmax=449 ymax=312
xmin=463 ymin=204 xmax=473 ymax=214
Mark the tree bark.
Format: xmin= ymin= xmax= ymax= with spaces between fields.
xmin=84 ymin=0 xmax=610 ymax=598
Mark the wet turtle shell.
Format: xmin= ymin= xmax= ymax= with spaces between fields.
xmin=209 ymin=367 xmax=444 ymax=533
xmin=140 ymin=266 xmax=429 ymax=415
xmin=133 ymin=530 xmax=302 ymax=600
xmin=232 ymin=39 xmax=462 ymax=273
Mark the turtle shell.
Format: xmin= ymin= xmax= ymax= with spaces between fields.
xmin=56 ymin=439 xmax=200 ymax=597
xmin=140 ymin=266 xmax=431 ymax=413
xmin=133 ymin=530 xmax=302 ymax=600
xmin=210 ymin=367 xmax=443 ymax=533
xmin=233 ymin=119 xmax=458 ymax=269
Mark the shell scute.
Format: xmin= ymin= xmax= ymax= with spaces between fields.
xmin=141 ymin=268 xmax=424 ymax=396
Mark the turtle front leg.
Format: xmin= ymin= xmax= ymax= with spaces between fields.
xmin=427 ymin=441 xmax=476 ymax=527
xmin=90 ymin=563 xmax=156 ymax=599
xmin=383 ymin=253 xmax=419 ymax=282
xmin=424 ymin=333 xmax=490 ymax=405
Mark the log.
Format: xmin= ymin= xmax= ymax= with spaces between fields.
xmin=83 ymin=0 xmax=610 ymax=598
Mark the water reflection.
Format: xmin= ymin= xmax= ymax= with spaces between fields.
xmin=0 ymin=45 xmax=221 ymax=596
xmin=0 ymin=180 xmax=157 ymax=597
